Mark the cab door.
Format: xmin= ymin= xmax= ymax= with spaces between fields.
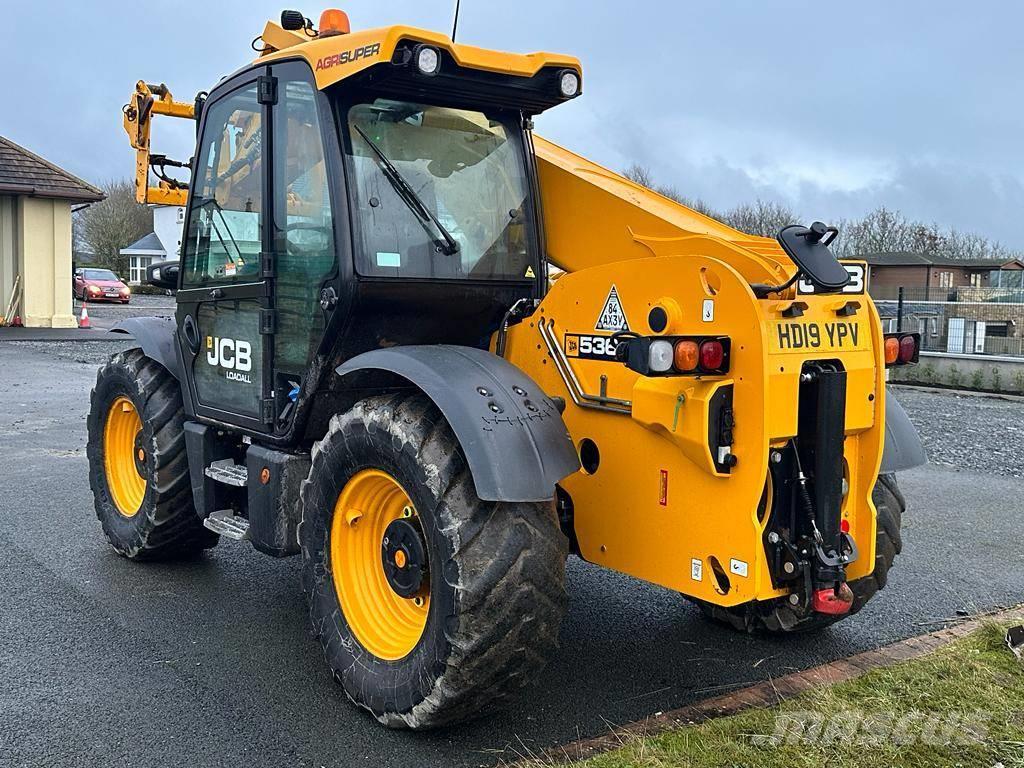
xmin=177 ymin=69 xmax=274 ymax=430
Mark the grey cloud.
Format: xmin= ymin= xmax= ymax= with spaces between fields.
xmin=3 ymin=0 xmax=1021 ymax=248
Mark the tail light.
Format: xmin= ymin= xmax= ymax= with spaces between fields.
xmin=673 ymin=340 xmax=699 ymax=372
xmin=617 ymin=336 xmax=731 ymax=376
xmin=883 ymin=332 xmax=920 ymax=367
xmin=699 ymin=340 xmax=725 ymax=370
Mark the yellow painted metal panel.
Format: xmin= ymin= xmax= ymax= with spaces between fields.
xmin=256 ymin=23 xmax=581 ymax=91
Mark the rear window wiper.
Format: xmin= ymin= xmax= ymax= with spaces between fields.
xmin=353 ymin=124 xmax=460 ymax=257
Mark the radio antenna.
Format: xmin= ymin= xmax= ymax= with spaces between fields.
xmin=451 ymin=0 xmax=461 ymax=41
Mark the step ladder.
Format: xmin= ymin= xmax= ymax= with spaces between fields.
xmin=203 ymin=509 xmax=250 ymax=540
xmin=201 ymin=460 xmax=250 ymax=540
xmin=204 ymin=459 xmax=247 ymax=487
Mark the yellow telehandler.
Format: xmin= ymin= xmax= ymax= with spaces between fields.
xmin=92 ymin=8 xmax=925 ymax=729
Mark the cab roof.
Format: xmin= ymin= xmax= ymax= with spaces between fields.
xmin=253 ymin=18 xmax=582 ymax=113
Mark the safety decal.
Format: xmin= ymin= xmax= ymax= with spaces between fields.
xmin=524 ymin=265 xmax=536 ymax=278
xmin=595 ymin=285 xmax=629 ymax=331
xmin=691 ymin=558 xmax=703 ymax=582
xmin=702 ymin=299 xmax=715 ymax=322
xmin=729 ymin=558 xmax=749 ymax=578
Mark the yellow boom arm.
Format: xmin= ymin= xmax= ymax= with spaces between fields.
xmin=122 ymin=81 xmax=194 ymax=206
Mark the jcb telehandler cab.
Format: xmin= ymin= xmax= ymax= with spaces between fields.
xmin=90 ymin=8 xmax=925 ymax=729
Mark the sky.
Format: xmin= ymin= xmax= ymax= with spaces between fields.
xmin=3 ymin=0 xmax=1023 ymax=247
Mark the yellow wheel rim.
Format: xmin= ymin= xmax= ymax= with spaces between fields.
xmin=330 ymin=469 xmax=430 ymax=661
xmin=103 ymin=396 xmax=146 ymax=517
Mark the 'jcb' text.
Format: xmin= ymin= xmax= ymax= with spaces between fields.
xmin=776 ymin=321 xmax=860 ymax=350
xmin=207 ymin=337 xmax=253 ymax=383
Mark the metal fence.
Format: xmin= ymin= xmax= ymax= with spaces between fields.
xmin=872 ymin=286 xmax=1024 ymax=358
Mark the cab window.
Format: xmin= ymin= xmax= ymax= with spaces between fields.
xmin=273 ymin=75 xmax=336 ymax=374
xmin=344 ymin=99 xmax=535 ymax=281
xmin=182 ymin=85 xmax=264 ymax=286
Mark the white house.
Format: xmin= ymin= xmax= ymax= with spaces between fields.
xmin=120 ymin=205 xmax=185 ymax=285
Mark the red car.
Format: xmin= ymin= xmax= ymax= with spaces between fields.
xmin=74 ymin=268 xmax=131 ymax=304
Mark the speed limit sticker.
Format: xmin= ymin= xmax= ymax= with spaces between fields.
xmin=564 ymin=333 xmax=619 ymax=361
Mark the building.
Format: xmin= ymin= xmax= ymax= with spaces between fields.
xmin=864 ymin=252 xmax=1024 ymax=357
xmin=862 ymin=252 xmax=1024 ymax=301
xmin=0 ymin=136 xmax=104 ymax=327
xmin=120 ymin=205 xmax=185 ymax=285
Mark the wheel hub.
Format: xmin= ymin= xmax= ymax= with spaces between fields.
xmin=103 ymin=395 xmax=146 ymax=517
xmin=381 ymin=518 xmax=427 ymax=598
xmin=133 ymin=433 xmax=147 ymax=475
xmin=330 ymin=469 xmax=431 ymax=661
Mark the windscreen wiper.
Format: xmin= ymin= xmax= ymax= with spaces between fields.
xmin=353 ymin=124 xmax=460 ymax=256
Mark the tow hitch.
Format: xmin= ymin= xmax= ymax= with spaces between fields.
xmin=762 ymin=361 xmax=862 ymax=618
xmin=812 ymin=583 xmax=855 ymax=615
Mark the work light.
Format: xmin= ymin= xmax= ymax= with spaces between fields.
xmin=558 ymin=69 xmax=581 ymax=98
xmin=415 ymin=45 xmax=441 ymax=76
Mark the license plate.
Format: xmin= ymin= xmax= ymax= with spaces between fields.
xmin=770 ymin=320 xmax=867 ymax=354
xmin=105 ymin=291 xmax=119 ymax=297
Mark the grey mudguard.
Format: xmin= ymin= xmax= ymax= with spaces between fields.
xmin=336 ymin=345 xmax=581 ymax=502
xmin=881 ymin=391 xmax=927 ymax=472
xmin=110 ymin=317 xmax=181 ymax=380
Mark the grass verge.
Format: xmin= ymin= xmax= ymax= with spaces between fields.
xmin=535 ymin=623 xmax=1024 ymax=768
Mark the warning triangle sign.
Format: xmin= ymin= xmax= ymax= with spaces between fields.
xmin=595 ymin=285 xmax=629 ymax=331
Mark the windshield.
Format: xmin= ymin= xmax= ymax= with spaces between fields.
xmin=84 ymin=269 xmax=118 ymax=281
xmin=345 ymin=99 xmax=535 ymax=281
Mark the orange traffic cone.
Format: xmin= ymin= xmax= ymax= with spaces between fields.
xmin=79 ymin=305 xmax=91 ymax=329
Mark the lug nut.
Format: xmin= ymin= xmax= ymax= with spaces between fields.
xmin=789 ymin=594 xmax=800 ymax=605
xmin=783 ymin=561 xmax=796 ymax=574
xmin=770 ymin=451 xmax=783 ymax=464
xmin=767 ymin=532 xmax=780 ymax=544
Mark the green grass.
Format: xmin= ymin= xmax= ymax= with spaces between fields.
xmin=535 ymin=623 xmax=1024 ymax=768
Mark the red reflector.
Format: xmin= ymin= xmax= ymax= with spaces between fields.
xmin=812 ymin=583 xmax=854 ymax=615
xmin=898 ymin=335 xmax=917 ymax=363
xmin=841 ymin=518 xmax=850 ymax=533
xmin=699 ymin=340 xmax=725 ymax=370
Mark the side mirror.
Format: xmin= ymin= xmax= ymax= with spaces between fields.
xmin=776 ymin=222 xmax=850 ymax=292
xmin=147 ymin=260 xmax=179 ymax=292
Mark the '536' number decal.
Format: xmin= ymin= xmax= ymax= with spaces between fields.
xmin=564 ymin=333 xmax=619 ymax=360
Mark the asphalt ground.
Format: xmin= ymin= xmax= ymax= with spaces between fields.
xmin=1 ymin=340 xmax=1022 ymax=767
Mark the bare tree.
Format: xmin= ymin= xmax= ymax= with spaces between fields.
xmin=721 ymin=199 xmax=799 ymax=239
xmin=622 ymin=164 xmax=722 ymax=217
xmin=829 ymin=205 xmax=1017 ymax=262
xmin=622 ymin=163 xmax=655 ymax=189
xmin=619 ymin=161 xmax=1020 ymax=261
xmin=76 ymin=179 xmax=153 ymax=276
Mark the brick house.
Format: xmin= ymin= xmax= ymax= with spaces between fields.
xmin=862 ymin=252 xmax=1024 ymax=301
xmin=865 ymin=252 xmax=1024 ymax=356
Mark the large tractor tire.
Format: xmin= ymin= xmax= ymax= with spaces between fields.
xmin=299 ymin=393 xmax=568 ymax=729
xmin=695 ymin=473 xmax=905 ymax=633
xmin=87 ymin=349 xmax=218 ymax=560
